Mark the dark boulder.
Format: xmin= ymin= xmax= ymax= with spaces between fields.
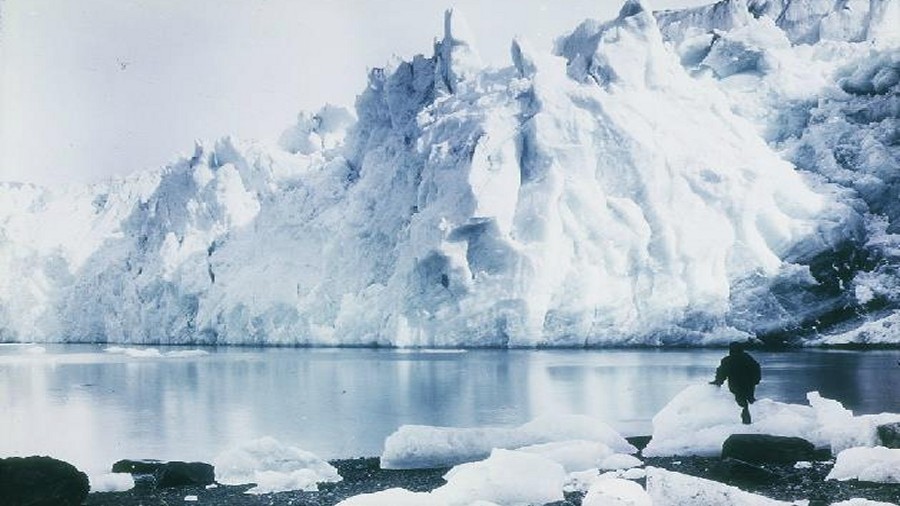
xmin=111 ymin=459 xmax=165 ymax=474
xmin=626 ymin=435 xmax=652 ymax=452
xmin=0 ymin=456 xmax=89 ymax=506
xmin=112 ymin=459 xmax=214 ymax=488
xmin=721 ymin=434 xmax=817 ymax=464
xmin=876 ymin=422 xmax=900 ymax=449
xmin=154 ymin=461 xmax=215 ymax=488
xmin=710 ymin=457 xmax=780 ymax=486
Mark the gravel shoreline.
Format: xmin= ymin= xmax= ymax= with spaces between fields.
xmin=84 ymin=450 xmax=900 ymax=505
xmin=86 ymin=457 xmax=448 ymax=506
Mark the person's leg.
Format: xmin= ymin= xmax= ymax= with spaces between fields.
xmin=734 ymin=391 xmax=751 ymax=424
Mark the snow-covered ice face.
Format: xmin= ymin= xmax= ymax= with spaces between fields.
xmin=0 ymin=0 xmax=898 ymax=347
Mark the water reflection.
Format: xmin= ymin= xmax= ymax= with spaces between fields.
xmin=0 ymin=345 xmax=897 ymax=474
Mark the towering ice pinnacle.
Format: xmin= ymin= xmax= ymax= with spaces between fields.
xmin=0 ymin=1 xmax=897 ymax=346
xmin=434 ymin=9 xmax=483 ymax=94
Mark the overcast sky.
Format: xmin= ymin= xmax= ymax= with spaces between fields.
xmin=0 ymin=0 xmax=711 ymax=186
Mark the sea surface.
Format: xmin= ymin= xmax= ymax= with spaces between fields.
xmin=1 ymin=344 xmax=898 ymax=473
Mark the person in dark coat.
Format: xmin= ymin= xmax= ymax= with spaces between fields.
xmin=710 ymin=341 xmax=761 ymax=424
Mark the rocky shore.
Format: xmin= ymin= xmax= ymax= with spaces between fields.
xmin=81 ymin=437 xmax=900 ymax=506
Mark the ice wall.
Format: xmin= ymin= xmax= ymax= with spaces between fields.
xmin=1 ymin=1 xmax=897 ymax=346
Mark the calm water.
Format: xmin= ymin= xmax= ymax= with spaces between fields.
xmin=0 ymin=344 xmax=897 ymax=473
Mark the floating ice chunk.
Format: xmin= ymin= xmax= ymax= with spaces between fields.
xmin=434 ymin=449 xmax=566 ymax=506
xmin=89 ymin=472 xmax=134 ymax=493
xmin=582 ymin=477 xmax=652 ymax=506
xmin=645 ymin=467 xmax=794 ymax=505
xmin=163 ymin=349 xmax=209 ymax=358
xmin=23 ymin=345 xmax=46 ymax=355
xmin=827 ymin=446 xmax=900 ymax=483
xmin=104 ymin=346 xmax=208 ymax=359
xmin=104 ymin=346 xmax=163 ymax=358
xmin=380 ymin=415 xmax=635 ymax=469
xmin=213 ymin=437 xmax=341 ymax=494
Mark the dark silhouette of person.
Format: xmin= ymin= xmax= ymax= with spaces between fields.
xmin=710 ymin=342 xmax=761 ymax=424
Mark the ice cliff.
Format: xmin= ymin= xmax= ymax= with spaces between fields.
xmin=1 ymin=1 xmax=898 ymax=346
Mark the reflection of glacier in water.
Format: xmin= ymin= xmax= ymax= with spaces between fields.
xmin=0 ymin=345 xmax=897 ymax=474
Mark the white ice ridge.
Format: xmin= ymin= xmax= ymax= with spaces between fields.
xmin=1 ymin=0 xmax=898 ymax=346
xmin=380 ymin=415 xmax=636 ymax=469
xmin=643 ymin=384 xmax=900 ymax=457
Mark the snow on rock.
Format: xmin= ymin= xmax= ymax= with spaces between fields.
xmin=213 ymin=437 xmax=341 ymax=494
xmin=88 ymin=472 xmax=135 ymax=493
xmin=2 ymin=0 xmax=899 ymax=346
xmin=644 ymin=384 xmax=819 ymax=457
xmin=644 ymin=384 xmax=900 ymax=457
xmin=380 ymin=415 xmax=634 ymax=469
xmin=582 ymin=477 xmax=652 ymax=506
xmin=827 ymin=446 xmax=900 ymax=483
xmin=645 ymin=466 xmax=794 ymax=505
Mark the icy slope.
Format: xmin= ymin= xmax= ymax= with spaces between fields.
xmin=1 ymin=1 xmax=897 ymax=346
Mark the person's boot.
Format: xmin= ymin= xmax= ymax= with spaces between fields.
xmin=741 ymin=407 xmax=751 ymax=424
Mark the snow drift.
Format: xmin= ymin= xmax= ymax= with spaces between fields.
xmin=1 ymin=0 xmax=898 ymax=346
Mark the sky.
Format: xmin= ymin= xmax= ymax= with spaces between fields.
xmin=0 ymin=0 xmax=712 ymax=186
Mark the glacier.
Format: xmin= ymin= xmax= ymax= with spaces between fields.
xmin=1 ymin=0 xmax=898 ymax=346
